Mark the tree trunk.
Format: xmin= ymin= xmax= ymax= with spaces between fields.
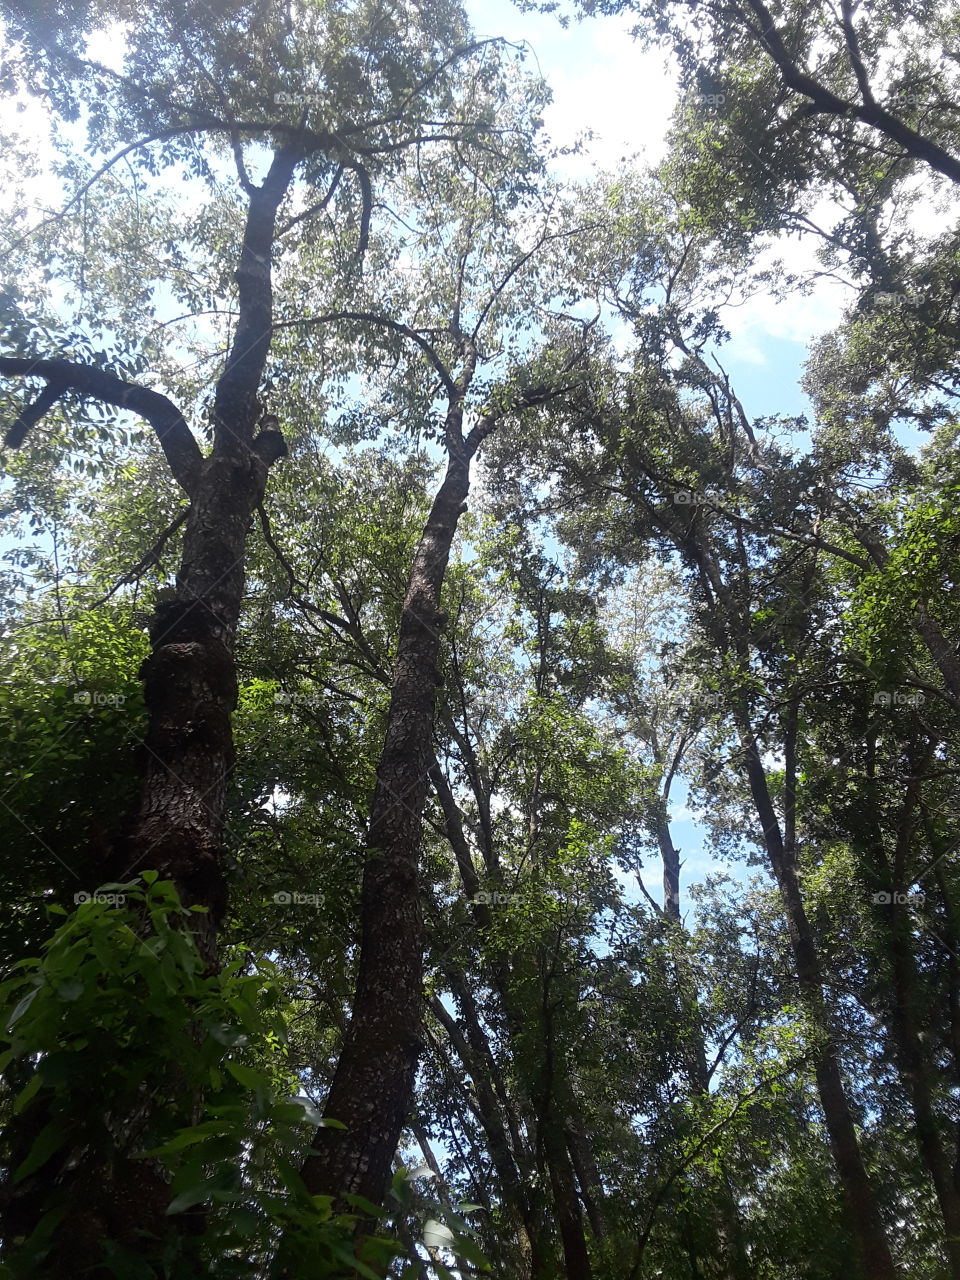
xmin=737 ymin=721 xmax=900 ymax=1280
xmin=888 ymin=909 xmax=960 ymax=1275
xmin=430 ymin=993 xmax=545 ymax=1277
xmin=1 ymin=148 xmax=299 ymax=1274
xmin=541 ymin=1114 xmax=592 ymax=1280
xmin=113 ymin=147 xmax=300 ymax=959
xmin=301 ymin=440 xmax=476 ymax=1207
xmin=866 ymin=784 xmax=960 ymax=1275
xmin=655 ymin=813 xmax=751 ymax=1280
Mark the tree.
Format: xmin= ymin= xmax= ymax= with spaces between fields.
xmin=0 ymin=0 xmax=557 ymax=1266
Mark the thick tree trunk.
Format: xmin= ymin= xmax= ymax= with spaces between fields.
xmin=113 ymin=148 xmax=299 ymax=956
xmin=0 ymin=148 xmax=299 ymax=1275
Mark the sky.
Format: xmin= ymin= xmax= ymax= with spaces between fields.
xmin=465 ymin=0 xmax=851 ymax=427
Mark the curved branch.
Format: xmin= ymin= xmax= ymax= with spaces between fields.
xmin=742 ymin=0 xmax=960 ymax=184
xmin=342 ymin=159 xmax=373 ymax=266
xmin=8 ymin=121 xmax=334 ymax=255
xmin=3 ymin=380 xmax=66 ymax=448
xmin=0 ymin=356 xmax=202 ymax=494
xmin=274 ymin=310 xmax=457 ymax=397
xmin=278 ymin=165 xmax=343 ymax=236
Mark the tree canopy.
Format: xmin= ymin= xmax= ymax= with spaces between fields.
xmin=1 ymin=0 xmax=959 ymax=1276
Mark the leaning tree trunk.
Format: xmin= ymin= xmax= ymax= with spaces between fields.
xmin=678 ymin=523 xmax=898 ymax=1278
xmin=431 ymin=987 xmax=547 ymax=1275
xmin=301 ymin=427 xmax=477 ymax=1206
xmin=736 ymin=716 xmax=900 ymax=1280
xmin=298 ymin=367 xmax=551 ymax=1211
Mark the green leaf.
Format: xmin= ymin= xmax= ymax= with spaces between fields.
xmin=7 ymin=986 xmax=40 ymax=1031
xmin=55 ymin=977 xmax=84 ymax=1001
xmin=13 ymin=1072 xmax=42 ymax=1115
xmin=166 ymin=1178 xmax=221 ymax=1215
xmin=422 ymin=1219 xmax=456 ymax=1249
xmin=13 ymin=1120 xmax=68 ymax=1183
xmin=343 ymin=1193 xmax=384 ymax=1219
xmin=225 ymin=1060 xmax=268 ymax=1091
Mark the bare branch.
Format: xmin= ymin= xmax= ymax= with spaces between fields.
xmin=86 ymin=507 xmax=190 ymax=609
xmin=278 ymin=166 xmax=343 ymax=236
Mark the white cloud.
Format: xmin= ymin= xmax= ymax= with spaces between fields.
xmin=467 ymin=1 xmax=677 ymax=178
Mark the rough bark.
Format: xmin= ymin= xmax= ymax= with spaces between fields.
xmin=113 ymin=146 xmax=301 ymax=957
xmin=299 ymin=362 xmax=552 ymax=1212
xmin=299 ymin=367 xmax=498 ymax=1206
xmin=0 ymin=146 xmax=299 ymax=1271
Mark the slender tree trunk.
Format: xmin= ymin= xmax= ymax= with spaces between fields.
xmin=430 ymin=993 xmax=545 ymax=1276
xmin=888 ymin=914 xmax=960 ymax=1274
xmin=737 ymin=720 xmax=899 ymax=1280
xmin=645 ymin=506 xmax=898 ymax=1276
xmin=301 ymin=432 xmax=477 ymax=1206
xmin=564 ymin=1111 xmax=608 ymax=1245
xmin=865 ymin=785 xmax=960 ymax=1275
xmin=655 ymin=813 xmax=751 ymax=1280
xmin=541 ymin=1114 xmax=592 ymax=1280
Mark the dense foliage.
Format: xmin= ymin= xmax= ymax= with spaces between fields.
xmin=1 ymin=0 xmax=959 ymax=1275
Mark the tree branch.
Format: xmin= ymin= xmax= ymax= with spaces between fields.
xmin=273 ymin=310 xmax=457 ymax=397
xmin=0 ymin=357 xmax=203 ymax=493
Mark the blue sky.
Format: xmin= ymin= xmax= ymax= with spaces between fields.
xmin=464 ymin=0 xmax=841 ymax=426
